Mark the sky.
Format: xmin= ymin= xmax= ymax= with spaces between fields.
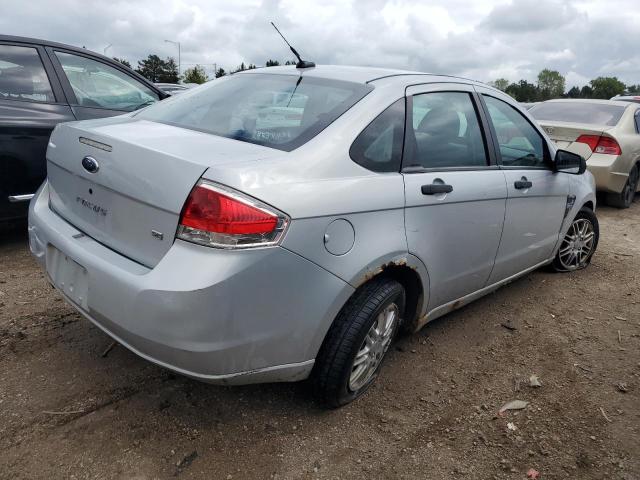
xmin=1 ymin=0 xmax=639 ymax=87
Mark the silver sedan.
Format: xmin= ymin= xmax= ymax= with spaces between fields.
xmin=29 ymin=66 xmax=597 ymax=406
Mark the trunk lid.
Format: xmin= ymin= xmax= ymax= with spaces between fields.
xmin=537 ymin=121 xmax=610 ymax=159
xmin=47 ymin=117 xmax=280 ymax=267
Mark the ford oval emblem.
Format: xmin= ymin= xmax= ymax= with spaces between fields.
xmin=82 ymin=156 xmax=99 ymax=173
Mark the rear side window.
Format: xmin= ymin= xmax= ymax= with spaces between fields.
xmin=530 ymin=102 xmax=625 ymax=126
xmin=55 ymin=51 xmax=159 ymax=111
xmin=483 ymin=95 xmax=547 ymax=168
xmin=0 ymin=45 xmax=55 ymax=102
xmin=350 ymin=98 xmax=404 ymax=172
xmin=404 ymin=91 xmax=488 ymax=169
xmin=138 ymin=73 xmax=373 ymax=151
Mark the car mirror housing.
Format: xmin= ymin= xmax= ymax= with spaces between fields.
xmin=554 ymin=149 xmax=586 ymax=175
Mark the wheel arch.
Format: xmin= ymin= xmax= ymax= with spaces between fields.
xmin=308 ymin=253 xmax=430 ymax=363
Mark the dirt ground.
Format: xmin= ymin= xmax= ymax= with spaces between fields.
xmin=0 ymin=200 xmax=638 ymax=480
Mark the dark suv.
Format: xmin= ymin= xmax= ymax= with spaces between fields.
xmin=0 ymin=35 xmax=167 ymax=221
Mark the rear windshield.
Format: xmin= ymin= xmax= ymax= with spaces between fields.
xmin=137 ymin=73 xmax=373 ymax=151
xmin=530 ymin=102 xmax=625 ymax=126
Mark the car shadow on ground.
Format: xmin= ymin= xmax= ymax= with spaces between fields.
xmin=0 ymin=219 xmax=28 ymax=249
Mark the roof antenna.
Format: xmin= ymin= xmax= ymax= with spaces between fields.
xmin=270 ymin=22 xmax=315 ymax=69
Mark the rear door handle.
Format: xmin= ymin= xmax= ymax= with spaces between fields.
xmin=514 ymin=180 xmax=533 ymax=189
xmin=421 ymin=184 xmax=453 ymax=195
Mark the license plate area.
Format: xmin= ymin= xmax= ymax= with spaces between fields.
xmin=46 ymin=245 xmax=89 ymax=310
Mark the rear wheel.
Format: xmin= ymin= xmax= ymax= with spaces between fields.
xmin=312 ymin=278 xmax=405 ymax=407
xmin=551 ymin=207 xmax=599 ymax=272
xmin=606 ymin=164 xmax=638 ymax=209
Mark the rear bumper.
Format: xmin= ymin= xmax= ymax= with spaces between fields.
xmin=29 ymin=182 xmax=353 ymax=384
xmin=586 ymin=154 xmax=628 ymax=193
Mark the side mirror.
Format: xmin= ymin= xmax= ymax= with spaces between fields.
xmin=554 ymin=149 xmax=586 ymax=175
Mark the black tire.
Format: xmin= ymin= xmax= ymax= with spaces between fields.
xmin=551 ymin=207 xmax=599 ymax=272
xmin=606 ymin=164 xmax=638 ymax=209
xmin=312 ymin=277 xmax=405 ymax=408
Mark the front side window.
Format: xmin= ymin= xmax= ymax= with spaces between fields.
xmin=404 ymin=91 xmax=488 ymax=169
xmin=483 ymin=95 xmax=547 ymax=168
xmin=350 ymin=98 xmax=404 ymax=172
xmin=0 ymin=45 xmax=55 ymax=102
xmin=138 ymin=73 xmax=373 ymax=151
xmin=55 ymin=51 xmax=159 ymax=111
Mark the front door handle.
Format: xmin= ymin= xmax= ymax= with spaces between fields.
xmin=421 ymin=183 xmax=453 ymax=195
xmin=514 ymin=179 xmax=533 ymax=189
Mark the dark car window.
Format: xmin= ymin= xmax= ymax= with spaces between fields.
xmin=138 ymin=73 xmax=373 ymax=152
xmin=350 ymin=98 xmax=404 ymax=172
xmin=530 ymin=101 xmax=625 ymax=126
xmin=404 ymin=91 xmax=488 ymax=169
xmin=635 ymin=110 xmax=640 ymax=134
xmin=483 ymin=95 xmax=547 ymax=168
xmin=55 ymin=51 xmax=159 ymax=111
xmin=0 ymin=45 xmax=55 ymax=103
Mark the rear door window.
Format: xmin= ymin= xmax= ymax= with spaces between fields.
xmin=54 ymin=51 xmax=159 ymax=111
xmin=0 ymin=44 xmax=55 ymax=102
xmin=404 ymin=91 xmax=489 ymax=169
xmin=483 ymin=95 xmax=548 ymax=168
xmin=350 ymin=98 xmax=404 ymax=172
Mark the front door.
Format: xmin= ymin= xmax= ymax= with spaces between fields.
xmin=476 ymin=88 xmax=569 ymax=283
xmin=402 ymin=84 xmax=508 ymax=310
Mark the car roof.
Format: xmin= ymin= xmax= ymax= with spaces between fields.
xmin=0 ymin=34 xmax=165 ymax=96
xmin=0 ymin=34 xmax=116 ymax=61
xmin=540 ymin=98 xmax=634 ymax=108
xmin=237 ymin=64 xmax=485 ymax=88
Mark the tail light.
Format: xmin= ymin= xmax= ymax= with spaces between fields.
xmin=575 ymin=135 xmax=622 ymax=155
xmin=177 ymin=180 xmax=289 ymax=249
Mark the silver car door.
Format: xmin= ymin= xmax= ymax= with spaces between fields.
xmin=475 ymin=86 xmax=569 ymax=283
xmin=402 ymin=83 xmax=508 ymax=311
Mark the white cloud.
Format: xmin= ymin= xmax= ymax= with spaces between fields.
xmin=0 ymin=0 xmax=638 ymax=86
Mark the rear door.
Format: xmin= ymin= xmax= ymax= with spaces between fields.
xmin=476 ymin=87 xmax=569 ymax=283
xmin=0 ymin=41 xmax=75 ymax=218
xmin=402 ymin=83 xmax=507 ymax=310
xmin=46 ymin=48 xmax=161 ymax=120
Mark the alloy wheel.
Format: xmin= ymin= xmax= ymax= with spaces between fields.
xmin=348 ymin=303 xmax=399 ymax=391
xmin=557 ymin=218 xmax=596 ymax=271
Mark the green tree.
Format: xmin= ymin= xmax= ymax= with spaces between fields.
xmin=233 ymin=62 xmax=247 ymax=73
xmin=266 ymin=59 xmax=280 ymax=67
xmin=284 ymin=60 xmax=295 ymax=65
xmin=580 ymin=85 xmax=594 ymax=98
xmin=136 ymin=55 xmax=179 ymax=83
xmin=537 ymin=69 xmax=565 ymax=100
xmin=215 ymin=67 xmax=226 ymax=78
xmin=590 ymin=76 xmax=626 ymax=99
xmin=113 ymin=57 xmax=131 ymax=69
xmin=182 ymin=64 xmax=208 ymax=84
xmin=136 ymin=55 xmax=164 ymax=82
xmin=626 ymin=84 xmax=640 ymax=94
xmin=505 ymin=80 xmax=539 ymax=102
xmin=160 ymin=58 xmax=180 ymax=83
xmin=490 ymin=78 xmax=509 ymax=92
xmin=566 ymin=86 xmax=581 ymax=98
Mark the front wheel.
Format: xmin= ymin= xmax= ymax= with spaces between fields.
xmin=551 ymin=207 xmax=599 ymax=272
xmin=312 ymin=278 xmax=405 ymax=407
